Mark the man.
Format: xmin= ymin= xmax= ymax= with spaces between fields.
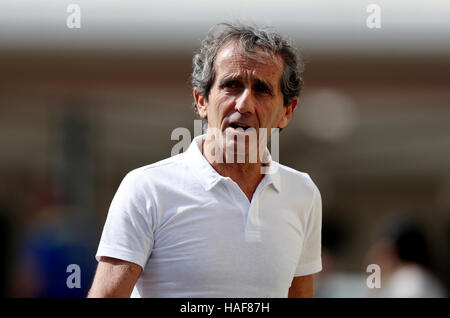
xmin=88 ymin=22 xmax=322 ymax=298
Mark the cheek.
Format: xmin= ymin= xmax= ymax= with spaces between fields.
xmin=261 ymin=105 xmax=284 ymax=127
xmin=208 ymin=95 xmax=233 ymax=123
xmin=217 ymin=95 xmax=236 ymax=115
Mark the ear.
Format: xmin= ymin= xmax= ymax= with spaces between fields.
xmin=193 ymin=89 xmax=208 ymax=118
xmin=277 ymin=98 xmax=298 ymax=129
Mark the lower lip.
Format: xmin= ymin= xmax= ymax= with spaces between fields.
xmin=225 ymin=126 xmax=256 ymax=134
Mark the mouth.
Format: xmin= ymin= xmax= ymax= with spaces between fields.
xmin=228 ymin=122 xmax=252 ymax=132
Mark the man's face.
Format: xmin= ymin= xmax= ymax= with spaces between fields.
xmin=195 ymin=41 xmax=297 ymax=160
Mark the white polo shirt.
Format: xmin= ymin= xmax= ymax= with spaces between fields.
xmin=96 ymin=134 xmax=322 ymax=297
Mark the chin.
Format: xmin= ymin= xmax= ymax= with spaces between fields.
xmin=224 ymin=138 xmax=259 ymax=164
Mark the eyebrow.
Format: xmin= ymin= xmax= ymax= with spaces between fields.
xmin=219 ymin=75 xmax=274 ymax=93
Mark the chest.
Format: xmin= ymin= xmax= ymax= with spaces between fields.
xmin=144 ymin=186 xmax=309 ymax=293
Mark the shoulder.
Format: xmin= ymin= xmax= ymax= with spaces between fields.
xmin=276 ymin=163 xmax=320 ymax=196
xmin=126 ymin=153 xmax=187 ymax=178
xmin=119 ymin=153 xmax=188 ymax=191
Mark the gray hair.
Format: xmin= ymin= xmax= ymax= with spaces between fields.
xmin=191 ymin=22 xmax=305 ymax=129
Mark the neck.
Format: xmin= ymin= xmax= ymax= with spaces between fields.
xmin=202 ymin=139 xmax=265 ymax=201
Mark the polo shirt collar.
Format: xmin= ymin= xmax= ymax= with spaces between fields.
xmin=185 ymin=134 xmax=281 ymax=193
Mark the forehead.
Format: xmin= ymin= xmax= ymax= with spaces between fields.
xmin=214 ymin=41 xmax=284 ymax=86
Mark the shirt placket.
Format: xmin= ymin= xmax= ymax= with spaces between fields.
xmin=245 ymin=196 xmax=262 ymax=242
xmin=223 ymin=177 xmax=271 ymax=242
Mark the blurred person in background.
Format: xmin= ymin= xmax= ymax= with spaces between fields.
xmin=315 ymin=214 xmax=367 ymax=297
xmin=0 ymin=203 xmax=14 ymax=297
xmin=365 ymin=215 xmax=447 ymax=298
xmin=11 ymin=181 xmax=95 ymax=297
xmin=88 ymin=22 xmax=322 ymax=298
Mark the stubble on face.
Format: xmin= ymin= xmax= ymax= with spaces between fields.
xmin=203 ymin=41 xmax=286 ymax=167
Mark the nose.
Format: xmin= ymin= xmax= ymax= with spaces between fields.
xmin=235 ymin=88 xmax=255 ymax=115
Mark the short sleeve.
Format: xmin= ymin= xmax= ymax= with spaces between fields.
xmin=95 ymin=170 xmax=155 ymax=270
xmin=294 ymin=183 xmax=322 ymax=276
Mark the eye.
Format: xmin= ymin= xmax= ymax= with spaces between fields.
xmin=222 ymin=80 xmax=240 ymax=89
xmin=254 ymin=82 xmax=272 ymax=95
xmin=220 ymin=80 xmax=243 ymax=93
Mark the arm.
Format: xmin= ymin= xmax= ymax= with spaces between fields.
xmin=288 ymin=274 xmax=314 ymax=298
xmin=88 ymin=256 xmax=142 ymax=298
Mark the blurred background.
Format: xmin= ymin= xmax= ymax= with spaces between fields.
xmin=0 ymin=0 xmax=449 ymax=297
